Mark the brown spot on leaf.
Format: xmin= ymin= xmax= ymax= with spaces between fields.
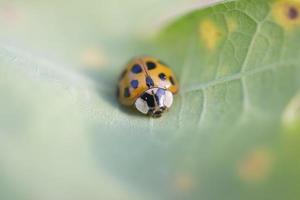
xmin=272 ymin=0 xmax=300 ymax=30
xmin=172 ymin=172 xmax=195 ymax=192
xmin=237 ymin=147 xmax=273 ymax=183
xmin=288 ymin=6 xmax=298 ymax=19
xmin=199 ymin=19 xmax=223 ymax=51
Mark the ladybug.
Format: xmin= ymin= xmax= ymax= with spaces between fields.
xmin=117 ymin=56 xmax=179 ymax=117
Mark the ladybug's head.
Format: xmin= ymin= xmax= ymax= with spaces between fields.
xmin=134 ymin=87 xmax=173 ymax=118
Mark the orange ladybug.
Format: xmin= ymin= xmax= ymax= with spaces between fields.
xmin=117 ymin=56 xmax=179 ymax=117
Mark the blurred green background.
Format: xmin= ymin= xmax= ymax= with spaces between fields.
xmin=1 ymin=0 xmax=300 ymax=199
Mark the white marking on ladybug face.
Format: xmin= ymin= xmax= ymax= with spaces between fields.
xmin=159 ymin=81 xmax=171 ymax=89
xmin=135 ymin=97 xmax=149 ymax=114
xmin=134 ymin=87 xmax=174 ymax=116
xmin=164 ymin=90 xmax=173 ymax=108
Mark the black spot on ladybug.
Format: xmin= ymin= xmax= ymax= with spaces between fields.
xmin=119 ymin=69 xmax=127 ymax=80
xmin=169 ymin=76 xmax=175 ymax=85
xmin=124 ymin=87 xmax=130 ymax=98
xmin=146 ymin=76 xmax=154 ymax=88
xmin=288 ymin=6 xmax=298 ymax=20
xmin=158 ymin=73 xmax=166 ymax=80
xmin=130 ymin=80 xmax=139 ymax=89
xmin=146 ymin=61 xmax=156 ymax=70
xmin=131 ymin=64 xmax=142 ymax=74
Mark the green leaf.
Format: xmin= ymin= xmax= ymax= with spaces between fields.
xmin=1 ymin=0 xmax=300 ymax=199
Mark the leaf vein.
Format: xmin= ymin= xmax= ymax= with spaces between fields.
xmin=183 ymin=59 xmax=298 ymax=93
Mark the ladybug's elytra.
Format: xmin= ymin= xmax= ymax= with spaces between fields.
xmin=117 ymin=56 xmax=179 ymax=117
